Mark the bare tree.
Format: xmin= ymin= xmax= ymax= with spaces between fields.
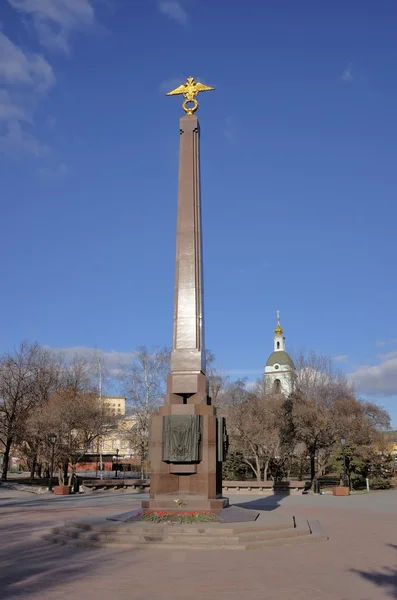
xmin=0 ymin=343 xmax=60 ymax=481
xmin=121 ymin=411 xmax=153 ymax=479
xmin=91 ymin=348 xmax=108 ymax=399
xmin=15 ymin=348 xmax=62 ymax=480
xmin=288 ymin=350 xmax=390 ymax=488
xmin=41 ymin=385 xmax=114 ymax=486
xmin=216 ymin=377 xmax=249 ymax=418
xmin=205 ymin=349 xmax=229 ymax=405
xmin=121 ymin=346 xmax=170 ymax=411
xmin=119 ymin=346 xmax=170 ymax=477
xmin=13 ymin=353 xmax=115 ymax=485
xmin=59 ymin=355 xmax=93 ymax=392
xmin=217 ymin=379 xmax=283 ymax=481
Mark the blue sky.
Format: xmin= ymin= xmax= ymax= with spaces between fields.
xmin=0 ymin=1 xmax=396 ymax=421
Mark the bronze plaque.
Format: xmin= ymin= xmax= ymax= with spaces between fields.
xmin=162 ymin=415 xmax=202 ymax=463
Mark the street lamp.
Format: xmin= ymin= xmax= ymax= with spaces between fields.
xmin=48 ymin=434 xmax=57 ymax=492
xmin=340 ymin=437 xmax=348 ymax=487
xmin=115 ymin=448 xmax=119 ymax=478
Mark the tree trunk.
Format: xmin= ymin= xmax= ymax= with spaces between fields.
xmin=298 ymin=457 xmax=304 ymax=481
xmin=30 ymin=449 xmax=38 ymax=481
xmin=1 ymin=437 xmax=13 ymax=481
xmin=68 ymin=466 xmax=75 ymax=487
xmin=243 ymin=459 xmax=260 ymax=481
xmin=255 ymin=456 xmax=262 ymax=482
xmin=58 ymin=467 xmax=64 ymax=486
xmin=63 ymin=461 xmax=68 ymax=484
xmin=263 ymin=460 xmax=269 ymax=482
xmin=140 ymin=443 xmax=145 ymax=480
xmin=310 ymin=451 xmax=316 ymax=483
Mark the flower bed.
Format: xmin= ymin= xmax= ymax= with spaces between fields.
xmin=141 ymin=510 xmax=219 ymax=523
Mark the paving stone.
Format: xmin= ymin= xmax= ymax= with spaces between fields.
xmin=1 ymin=489 xmax=397 ymax=599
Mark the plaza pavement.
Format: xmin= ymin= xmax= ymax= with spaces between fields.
xmin=1 ymin=485 xmax=397 ymax=600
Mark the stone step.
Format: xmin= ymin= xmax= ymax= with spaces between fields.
xmin=64 ymin=519 xmax=293 ymax=535
xmin=51 ymin=523 xmax=309 ymax=544
xmin=43 ymin=515 xmax=327 ymax=550
xmin=42 ymin=533 xmax=243 ymax=550
xmin=43 ymin=529 xmax=326 ymax=550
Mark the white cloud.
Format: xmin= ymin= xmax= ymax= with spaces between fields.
xmin=157 ymin=1 xmax=188 ymax=25
xmin=340 ymin=63 xmax=353 ymax=82
xmin=50 ymin=346 xmax=137 ymax=377
xmin=7 ymin=0 xmax=96 ymax=53
xmin=37 ymin=161 xmax=67 ymax=177
xmin=334 ymin=354 xmax=349 ymax=363
xmin=0 ymin=120 xmax=48 ymax=156
xmin=0 ymin=89 xmax=28 ymax=122
xmin=0 ymin=32 xmax=55 ymax=90
xmin=227 ymin=368 xmax=263 ymax=376
xmin=0 ymin=32 xmax=55 ymax=155
xmin=376 ymin=340 xmax=386 ymax=347
xmin=1 ymin=1 xmax=101 ymax=157
xmin=349 ymin=351 xmax=397 ymax=396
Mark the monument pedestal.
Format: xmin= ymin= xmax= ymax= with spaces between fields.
xmin=144 ymin=399 xmax=228 ymax=513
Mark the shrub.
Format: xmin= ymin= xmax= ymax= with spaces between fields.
xmin=222 ymin=451 xmax=246 ymax=481
xmin=370 ymin=477 xmax=393 ymax=490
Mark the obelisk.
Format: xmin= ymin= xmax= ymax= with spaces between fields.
xmin=143 ymin=77 xmax=227 ymax=513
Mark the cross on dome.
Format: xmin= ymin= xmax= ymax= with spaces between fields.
xmin=274 ymin=309 xmax=283 ymax=336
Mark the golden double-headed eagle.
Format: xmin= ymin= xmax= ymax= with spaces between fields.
xmin=166 ymin=76 xmax=214 ymax=115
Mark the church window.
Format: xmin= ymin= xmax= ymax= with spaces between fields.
xmin=277 ymin=341 xmax=280 ymax=349
xmin=274 ymin=379 xmax=281 ymax=392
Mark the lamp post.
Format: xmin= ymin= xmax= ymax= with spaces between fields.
xmin=341 ymin=437 xmax=348 ymax=487
xmin=48 ymin=434 xmax=57 ymax=492
xmin=115 ymin=448 xmax=119 ymax=478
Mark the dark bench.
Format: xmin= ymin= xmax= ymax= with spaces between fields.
xmin=81 ymin=478 xmax=150 ymax=491
xmin=316 ymin=477 xmax=341 ymax=493
xmin=222 ymin=480 xmax=309 ymax=493
xmin=80 ymin=478 xmax=309 ymax=493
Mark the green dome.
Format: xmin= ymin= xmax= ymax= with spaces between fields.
xmin=266 ymin=351 xmax=295 ymax=369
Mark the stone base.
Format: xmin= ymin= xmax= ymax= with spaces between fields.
xmin=142 ymin=494 xmax=229 ymax=513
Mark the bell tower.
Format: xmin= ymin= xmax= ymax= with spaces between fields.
xmin=265 ymin=311 xmax=296 ymax=396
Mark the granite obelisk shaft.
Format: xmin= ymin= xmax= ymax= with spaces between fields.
xmin=167 ymin=113 xmax=208 ymax=403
